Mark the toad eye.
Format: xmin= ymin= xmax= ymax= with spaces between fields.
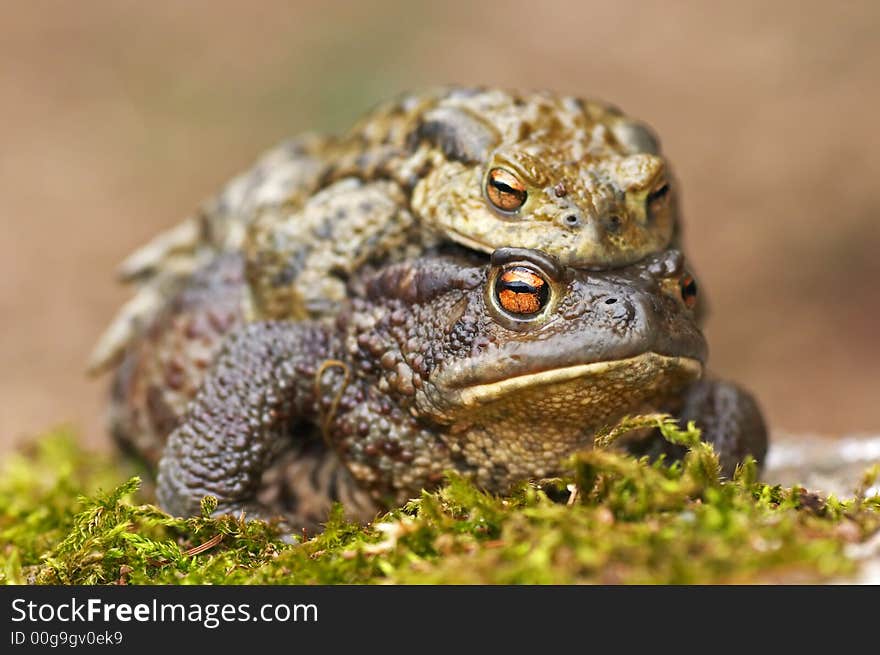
xmin=495 ymin=266 xmax=549 ymax=315
xmin=679 ymin=273 xmax=698 ymax=309
xmin=486 ymin=168 xmax=528 ymax=213
xmin=646 ymin=182 xmax=670 ymax=222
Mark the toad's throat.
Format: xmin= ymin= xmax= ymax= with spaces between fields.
xmin=437 ymin=353 xmax=704 ymax=483
xmin=456 ymin=353 xmax=703 ymax=408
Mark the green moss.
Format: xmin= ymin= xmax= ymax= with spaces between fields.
xmin=1 ymin=418 xmax=877 ymax=585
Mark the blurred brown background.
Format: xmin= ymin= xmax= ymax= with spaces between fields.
xmin=1 ymin=0 xmax=878 ymax=453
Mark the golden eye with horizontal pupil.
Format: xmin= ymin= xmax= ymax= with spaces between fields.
xmin=646 ymin=182 xmax=670 ymax=222
xmin=679 ymin=274 xmax=698 ymax=309
xmin=495 ymin=267 xmax=549 ymax=315
xmin=486 ymin=168 xmax=528 ymax=213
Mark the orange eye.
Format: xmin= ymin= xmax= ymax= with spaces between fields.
xmin=646 ymin=182 xmax=670 ymax=222
xmin=486 ymin=168 xmax=528 ymax=213
xmin=495 ymin=267 xmax=549 ymax=315
xmin=679 ymin=274 xmax=698 ymax=309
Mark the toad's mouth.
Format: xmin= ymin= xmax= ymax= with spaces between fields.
xmin=444 ymin=223 xmax=585 ymax=251
xmin=441 ymin=220 xmax=621 ymax=269
xmin=454 ymin=352 xmax=703 ymax=408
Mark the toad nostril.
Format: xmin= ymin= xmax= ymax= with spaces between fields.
xmin=599 ymin=294 xmax=635 ymax=322
xmin=563 ymin=214 xmax=580 ymax=227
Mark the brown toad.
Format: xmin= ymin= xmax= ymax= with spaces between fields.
xmin=109 ymin=245 xmax=766 ymax=529
xmin=89 ymin=87 xmax=681 ymax=371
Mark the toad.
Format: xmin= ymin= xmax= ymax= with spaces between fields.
xmin=89 ymin=88 xmax=681 ymax=371
xmin=121 ymin=247 xmax=767 ymax=527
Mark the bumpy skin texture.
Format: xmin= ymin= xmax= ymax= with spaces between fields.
xmin=109 ymin=253 xmax=245 ymax=467
xmin=245 ymin=87 xmax=680 ymax=321
xmin=89 ymin=87 xmax=682 ymax=372
xmin=332 ymin=88 xmax=676 ymax=266
xmin=145 ymin=248 xmax=766 ymax=526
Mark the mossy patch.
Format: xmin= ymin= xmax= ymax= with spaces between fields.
xmin=1 ymin=418 xmax=878 ymax=585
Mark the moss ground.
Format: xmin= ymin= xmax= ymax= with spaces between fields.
xmin=1 ymin=416 xmax=877 ymax=585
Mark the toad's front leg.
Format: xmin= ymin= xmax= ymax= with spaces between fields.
xmin=156 ymin=321 xmax=340 ymax=522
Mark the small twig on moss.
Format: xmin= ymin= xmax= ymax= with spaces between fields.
xmin=182 ymin=533 xmax=224 ymax=557
xmin=566 ymin=483 xmax=579 ymax=506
